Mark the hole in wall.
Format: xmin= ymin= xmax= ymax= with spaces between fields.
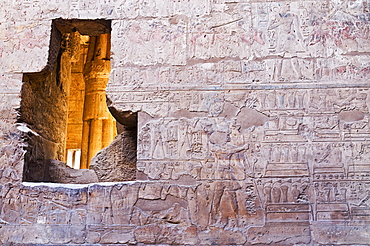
xmin=19 ymin=19 xmax=137 ymax=183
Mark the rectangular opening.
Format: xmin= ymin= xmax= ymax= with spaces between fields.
xmin=20 ymin=19 xmax=137 ymax=183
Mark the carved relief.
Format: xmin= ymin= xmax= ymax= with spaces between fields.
xmin=1 ymin=0 xmax=370 ymax=245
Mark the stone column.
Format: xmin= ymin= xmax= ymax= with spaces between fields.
xmin=66 ymin=33 xmax=88 ymax=169
xmin=80 ymin=34 xmax=116 ymax=169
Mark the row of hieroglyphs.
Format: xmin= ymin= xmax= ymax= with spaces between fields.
xmin=2 ymin=178 xmax=369 ymax=233
xmin=109 ymin=1 xmax=370 ymax=72
xmin=0 ymin=181 xmax=262 ymax=229
xmin=109 ymin=57 xmax=370 ymax=87
xmin=2 ymin=0 xmax=370 ymax=74
xmin=5 ymin=0 xmax=370 ymax=21
xmin=136 ymin=114 xmax=369 ymax=147
xmin=130 ymin=87 xmax=369 ymax=180
xmin=137 ymin=142 xmax=370 ymax=180
xmin=0 ymin=0 xmax=369 ymax=244
xmin=112 ymin=2 xmax=370 ymax=55
xmin=109 ymin=88 xmax=370 ymax=113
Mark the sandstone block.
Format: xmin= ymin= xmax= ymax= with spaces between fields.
xmin=90 ymin=130 xmax=136 ymax=182
xmin=198 ymin=227 xmax=247 ymax=245
xmin=48 ymin=160 xmax=98 ymax=184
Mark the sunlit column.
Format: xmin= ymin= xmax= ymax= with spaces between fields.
xmin=80 ymin=34 xmax=116 ymax=169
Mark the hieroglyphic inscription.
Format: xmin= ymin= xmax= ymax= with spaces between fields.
xmin=0 ymin=0 xmax=370 ymax=245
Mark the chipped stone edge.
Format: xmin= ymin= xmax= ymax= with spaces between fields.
xmin=22 ymin=180 xmax=146 ymax=189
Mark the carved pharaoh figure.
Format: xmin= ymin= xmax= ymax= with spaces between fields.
xmin=268 ymin=2 xmax=307 ymax=81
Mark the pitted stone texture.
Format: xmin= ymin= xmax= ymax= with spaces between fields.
xmin=0 ymin=0 xmax=370 ymax=245
xmin=48 ymin=159 xmax=98 ymax=184
xmin=90 ymin=130 xmax=137 ymax=182
xmin=0 ymin=21 xmax=51 ymax=73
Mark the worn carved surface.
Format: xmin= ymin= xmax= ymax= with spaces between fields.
xmin=48 ymin=159 xmax=99 ymax=184
xmin=1 ymin=0 xmax=370 ymax=245
xmin=90 ymin=130 xmax=137 ymax=182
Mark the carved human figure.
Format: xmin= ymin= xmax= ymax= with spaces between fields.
xmin=178 ymin=118 xmax=191 ymax=159
xmin=268 ymin=2 xmax=307 ymax=81
xmin=229 ymin=122 xmax=251 ymax=178
xmin=211 ymin=182 xmax=240 ymax=228
xmin=151 ymin=119 xmax=165 ymax=159
xmin=210 ymin=125 xmax=249 ymax=180
xmin=197 ymin=182 xmax=213 ymax=230
xmin=138 ymin=124 xmax=151 ymax=159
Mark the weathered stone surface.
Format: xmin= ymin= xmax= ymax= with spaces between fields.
xmin=247 ymin=224 xmax=311 ymax=245
xmin=100 ymin=231 xmax=135 ymax=244
xmin=90 ymin=130 xmax=136 ymax=182
xmin=198 ymin=227 xmax=247 ymax=245
xmin=54 ymin=19 xmax=111 ymax=36
xmin=0 ymin=0 xmax=370 ymax=245
xmin=312 ymin=223 xmax=370 ymax=245
xmin=338 ymin=109 xmax=366 ymax=122
xmin=48 ymin=160 xmax=98 ymax=184
xmin=134 ymin=224 xmax=196 ymax=245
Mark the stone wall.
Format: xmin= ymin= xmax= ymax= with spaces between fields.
xmin=1 ymin=0 xmax=370 ymax=245
xmin=20 ymin=25 xmax=69 ymax=181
